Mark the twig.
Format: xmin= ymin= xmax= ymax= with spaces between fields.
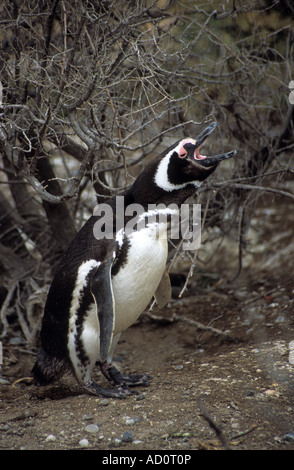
xmin=198 ymin=397 xmax=231 ymax=450
xmin=12 ymin=377 xmax=33 ymax=387
xmin=230 ymin=425 xmax=258 ymax=441
xmin=144 ymin=311 xmax=237 ymax=342
xmin=25 ymin=149 xmax=93 ymax=204
xmin=25 ymin=175 xmax=64 ymax=204
xmin=0 ymin=283 xmax=17 ymax=338
xmin=15 ymin=304 xmax=31 ymax=343
xmin=233 ymin=183 xmax=294 ymax=201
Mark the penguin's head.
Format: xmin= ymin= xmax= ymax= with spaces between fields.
xmin=154 ymin=122 xmax=237 ymax=192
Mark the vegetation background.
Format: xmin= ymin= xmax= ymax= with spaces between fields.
xmin=0 ymin=0 xmax=294 ymax=451
xmin=1 ymin=0 xmax=293 ymax=343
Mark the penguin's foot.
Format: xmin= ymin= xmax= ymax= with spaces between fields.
xmin=101 ymin=362 xmax=152 ymax=387
xmin=83 ymin=379 xmax=133 ymax=399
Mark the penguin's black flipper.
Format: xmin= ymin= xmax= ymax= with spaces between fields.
xmin=90 ymin=255 xmax=115 ymax=363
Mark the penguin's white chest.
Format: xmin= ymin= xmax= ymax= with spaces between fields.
xmin=112 ymin=226 xmax=168 ymax=335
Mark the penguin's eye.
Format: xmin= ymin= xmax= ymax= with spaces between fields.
xmin=178 ymin=144 xmax=188 ymax=159
xmin=179 ymin=150 xmax=187 ymax=158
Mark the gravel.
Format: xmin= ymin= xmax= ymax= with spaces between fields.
xmin=84 ymin=424 xmax=99 ymax=433
xmin=121 ymin=431 xmax=134 ymax=443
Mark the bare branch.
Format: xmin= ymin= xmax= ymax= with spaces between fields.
xmin=198 ymin=397 xmax=231 ymax=450
xmin=0 ymin=0 xmax=293 ymax=343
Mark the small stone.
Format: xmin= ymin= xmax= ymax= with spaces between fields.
xmin=121 ymin=431 xmax=133 ymax=443
xmin=9 ymin=337 xmax=24 ymax=345
xmin=0 ymin=377 xmax=10 ymax=385
xmin=99 ymin=399 xmax=110 ymax=406
xmin=85 ymin=424 xmax=99 ymax=433
xmin=283 ymin=433 xmax=294 ymax=442
xmin=79 ymin=438 xmax=89 ymax=447
xmin=133 ymin=440 xmax=143 ymax=445
xmin=173 ymin=364 xmax=183 ymax=370
xmin=233 ymin=289 xmax=249 ymax=301
xmin=264 ymin=389 xmax=279 ymax=397
xmin=24 ymin=418 xmax=35 ymax=427
xmin=82 ymin=414 xmax=94 ymax=420
xmin=0 ymin=424 xmax=10 ymax=431
xmin=135 ymin=393 xmax=146 ymax=401
xmin=275 ymin=315 xmax=287 ymax=323
xmin=45 ymin=434 xmax=56 ymax=442
xmin=126 ymin=418 xmax=135 ymax=425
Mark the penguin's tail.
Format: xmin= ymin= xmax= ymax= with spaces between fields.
xmin=32 ymin=349 xmax=68 ymax=385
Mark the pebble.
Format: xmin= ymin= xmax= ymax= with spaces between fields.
xmin=283 ymin=433 xmax=294 ymax=442
xmin=45 ymin=434 xmax=56 ymax=442
xmin=82 ymin=414 xmax=94 ymax=421
xmin=244 ymin=306 xmax=265 ymax=322
xmin=121 ymin=431 xmax=133 ymax=443
xmin=125 ymin=418 xmax=136 ymax=425
xmin=135 ymin=393 xmax=147 ymax=401
xmin=0 ymin=377 xmax=10 ymax=385
xmin=275 ymin=315 xmax=287 ymax=323
xmin=85 ymin=424 xmax=99 ymax=433
xmin=110 ymin=438 xmax=122 ymax=447
xmin=79 ymin=438 xmax=89 ymax=447
xmin=264 ymin=389 xmax=279 ymax=397
xmin=233 ymin=289 xmax=249 ymax=300
xmin=9 ymin=337 xmax=24 ymax=345
xmin=99 ymin=399 xmax=110 ymax=406
xmin=123 ymin=416 xmax=140 ymax=425
xmin=0 ymin=424 xmax=9 ymax=431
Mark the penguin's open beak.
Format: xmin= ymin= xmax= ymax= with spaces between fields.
xmin=193 ymin=122 xmax=237 ymax=168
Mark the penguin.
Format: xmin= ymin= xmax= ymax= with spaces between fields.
xmin=32 ymin=122 xmax=236 ymax=398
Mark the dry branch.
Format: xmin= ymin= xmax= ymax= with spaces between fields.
xmin=144 ymin=311 xmax=238 ymax=343
xmin=0 ymin=0 xmax=293 ymax=341
xmin=198 ymin=397 xmax=231 ymax=450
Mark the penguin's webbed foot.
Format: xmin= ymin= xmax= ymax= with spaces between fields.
xmin=83 ymin=379 xmax=133 ymax=399
xmin=101 ymin=362 xmax=152 ymax=387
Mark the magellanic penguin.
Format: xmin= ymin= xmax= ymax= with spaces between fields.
xmin=32 ymin=122 xmax=237 ymax=398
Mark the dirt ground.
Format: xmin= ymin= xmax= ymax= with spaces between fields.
xmin=0 ymin=199 xmax=294 ymax=452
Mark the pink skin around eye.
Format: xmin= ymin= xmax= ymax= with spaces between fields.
xmin=178 ymin=139 xmax=207 ymax=160
xmin=178 ymin=138 xmax=195 ymax=158
xmin=179 ymin=150 xmax=187 ymax=158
